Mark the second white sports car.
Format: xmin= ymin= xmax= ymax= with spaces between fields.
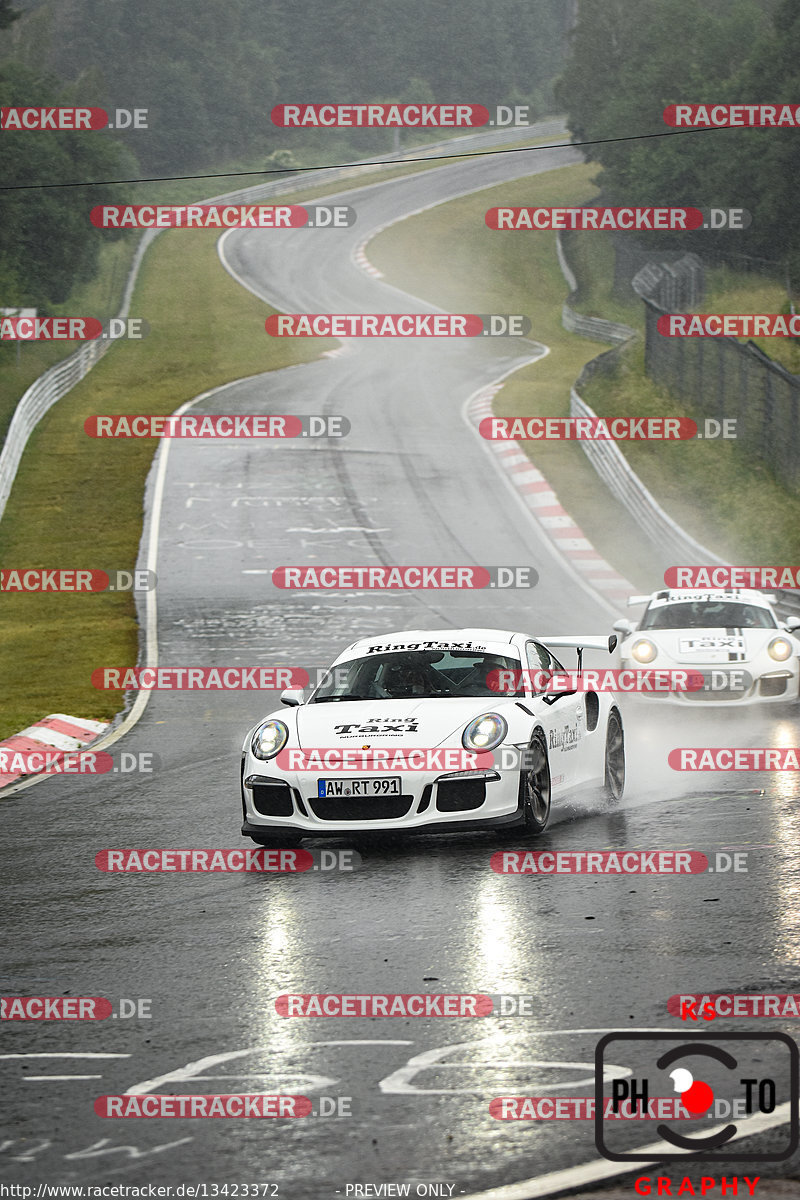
xmin=240 ymin=626 xmax=624 ymax=843
xmin=613 ymin=588 xmax=800 ymax=705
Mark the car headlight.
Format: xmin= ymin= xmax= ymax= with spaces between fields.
xmin=462 ymin=713 xmax=508 ymax=752
xmin=631 ymin=638 xmax=657 ymax=664
xmin=251 ymin=719 xmax=289 ymax=760
xmin=768 ymin=637 xmax=793 ymax=662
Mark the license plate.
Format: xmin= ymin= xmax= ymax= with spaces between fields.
xmin=318 ymin=777 xmax=402 ymax=798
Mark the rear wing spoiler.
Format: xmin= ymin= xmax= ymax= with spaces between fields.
xmin=541 ymin=635 xmax=618 ymax=655
xmin=627 ymin=595 xmax=651 ymax=607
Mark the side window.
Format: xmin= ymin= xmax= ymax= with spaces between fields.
xmin=525 ymin=641 xmax=566 ymax=691
xmin=526 ymin=642 xmax=566 ymax=671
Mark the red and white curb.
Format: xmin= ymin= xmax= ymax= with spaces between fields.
xmin=0 ymin=713 xmax=110 ymax=790
xmin=468 ymin=386 xmax=635 ymax=607
xmin=353 ymin=234 xmax=384 ymax=278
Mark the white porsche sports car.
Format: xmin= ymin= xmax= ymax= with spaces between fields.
xmin=613 ymin=589 xmax=800 ymax=706
xmin=240 ymin=627 xmax=625 ymax=843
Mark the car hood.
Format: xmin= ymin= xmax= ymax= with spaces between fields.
xmin=638 ymin=626 xmax=769 ymax=664
xmin=293 ymin=697 xmax=515 ymax=750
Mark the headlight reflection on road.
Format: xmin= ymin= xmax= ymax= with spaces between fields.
xmin=469 ymin=874 xmax=534 ymax=996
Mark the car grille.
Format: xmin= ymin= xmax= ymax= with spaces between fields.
xmin=759 ymin=676 xmax=788 ymax=697
xmin=250 ymin=780 xmax=295 ymax=817
xmin=308 ymin=794 xmax=413 ymax=821
xmin=683 ymin=689 xmax=745 ymax=701
xmin=436 ymin=778 xmax=486 ymax=812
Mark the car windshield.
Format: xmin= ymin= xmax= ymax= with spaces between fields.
xmin=309 ymin=650 xmax=524 ymax=701
xmin=641 ymin=601 xmax=776 ymax=630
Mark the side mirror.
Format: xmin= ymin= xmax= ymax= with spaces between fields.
xmin=783 ymin=616 xmax=800 ymax=633
xmin=613 ymin=619 xmax=635 ymax=636
xmin=280 ymin=688 xmax=305 ymax=707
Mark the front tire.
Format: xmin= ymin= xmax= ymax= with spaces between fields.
xmin=603 ymin=708 xmax=625 ymax=803
xmin=516 ymin=728 xmax=552 ymax=836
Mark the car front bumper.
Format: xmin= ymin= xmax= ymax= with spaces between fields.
xmin=240 ymin=760 xmax=523 ymax=837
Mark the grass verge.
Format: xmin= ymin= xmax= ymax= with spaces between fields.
xmin=0 ymin=229 xmax=334 ymax=740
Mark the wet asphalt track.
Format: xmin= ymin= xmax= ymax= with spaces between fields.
xmin=2 ymin=128 xmax=800 ymax=1196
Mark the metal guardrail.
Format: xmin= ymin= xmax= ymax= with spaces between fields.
xmin=569 ymin=387 xmax=724 ymax=565
xmin=569 ymin=388 xmax=800 ymax=621
xmin=555 ymin=232 xmax=636 ymax=346
xmin=555 ymin=231 xmax=800 ymax=621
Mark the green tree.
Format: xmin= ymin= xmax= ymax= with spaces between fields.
xmin=0 ymin=62 xmax=138 ymax=307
